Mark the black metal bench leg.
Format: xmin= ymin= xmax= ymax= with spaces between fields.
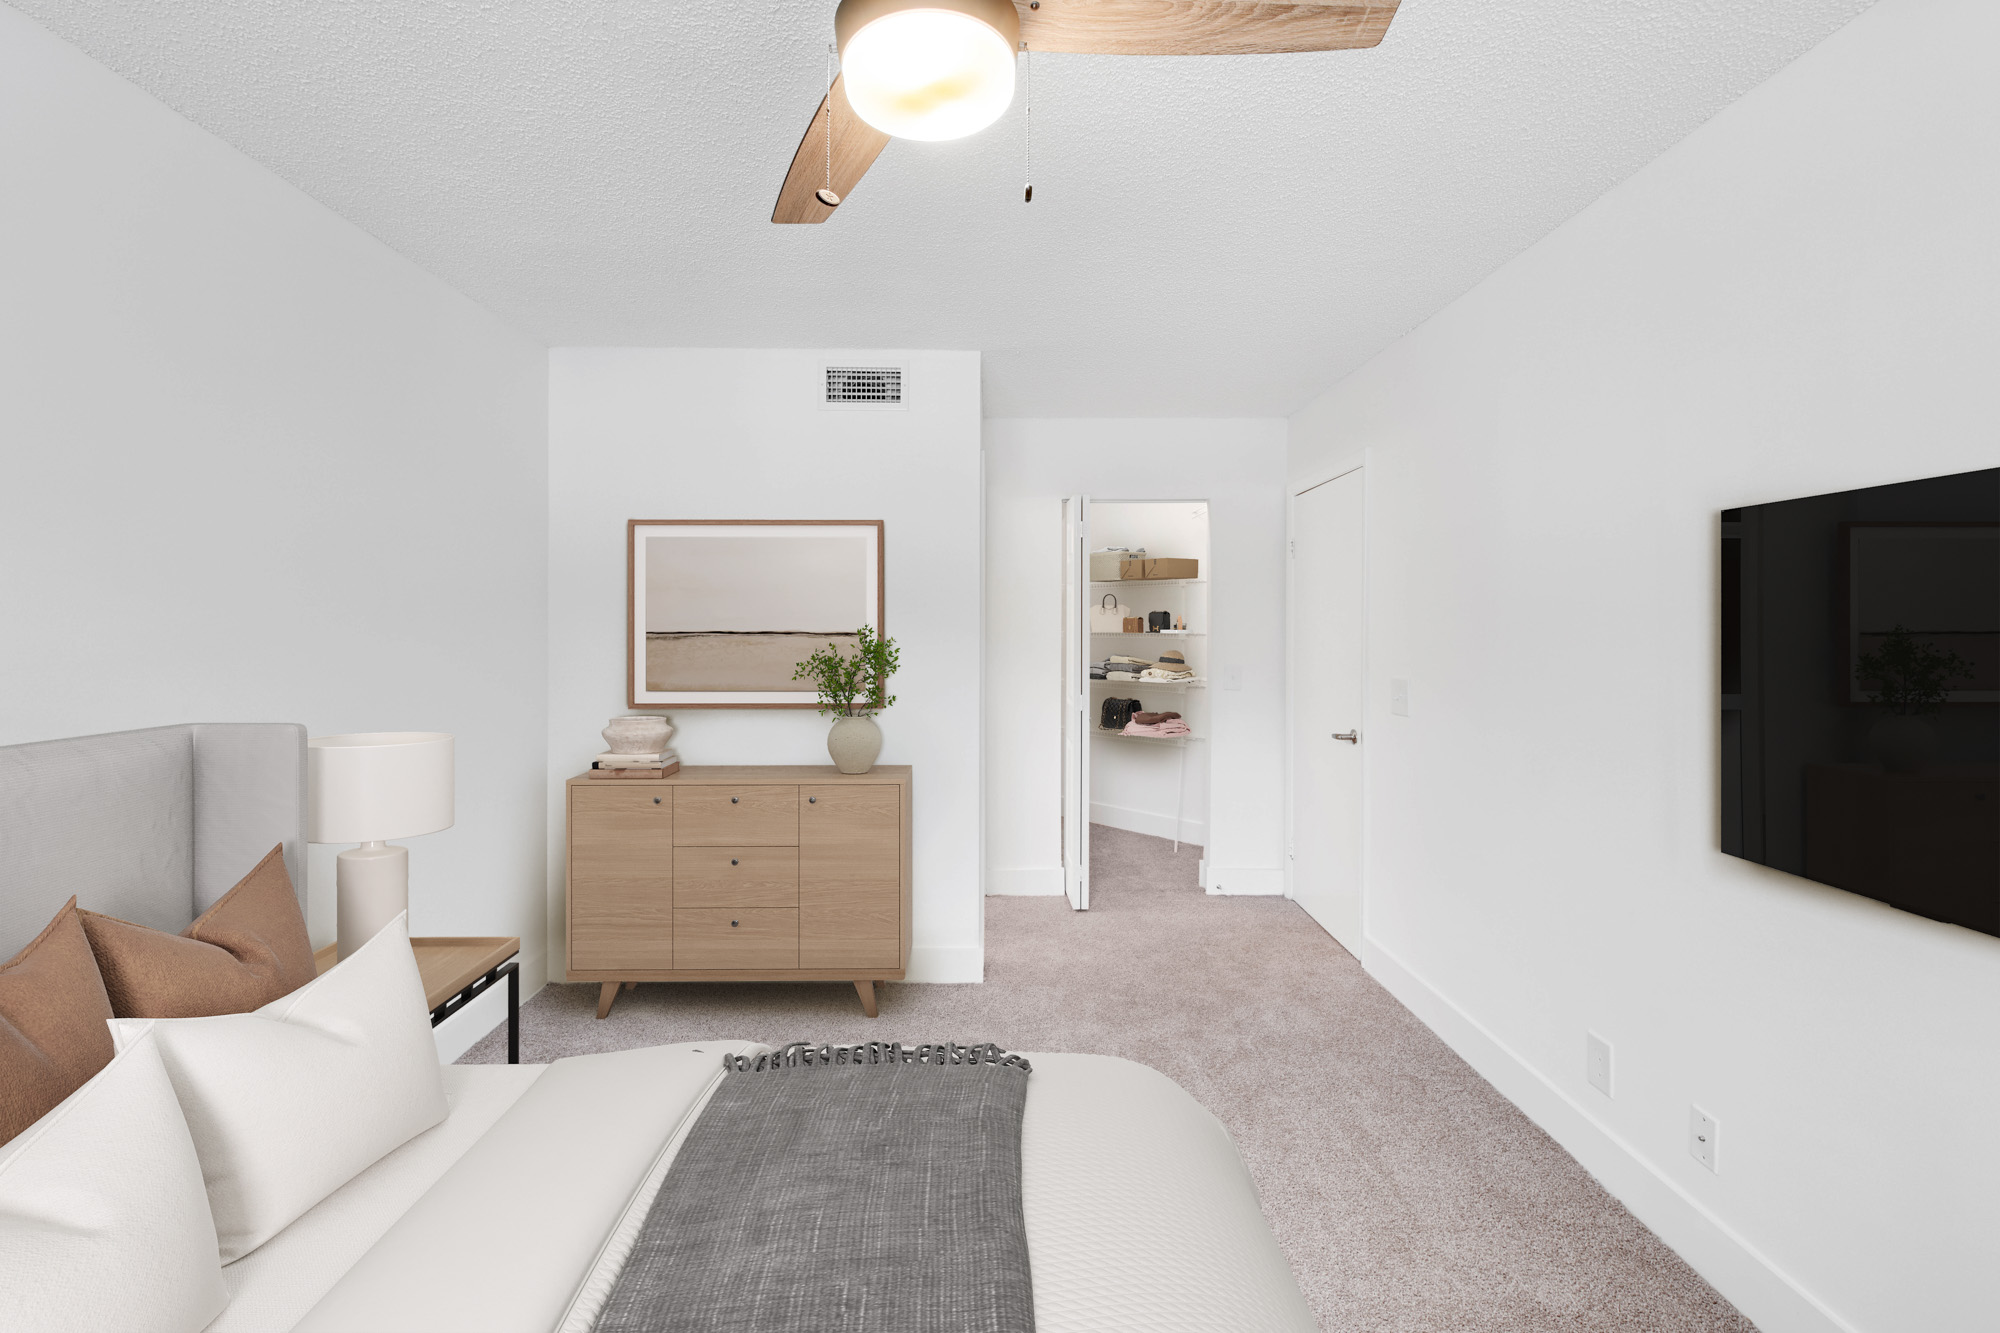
xmin=507 ymin=962 xmax=520 ymax=1065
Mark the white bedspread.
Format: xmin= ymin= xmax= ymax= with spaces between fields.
xmin=237 ymin=1043 xmax=1313 ymax=1332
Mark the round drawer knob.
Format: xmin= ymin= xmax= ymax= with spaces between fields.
xmin=730 ymin=920 xmax=739 ymax=928
xmin=652 ymin=797 xmax=661 ymax=805
xmin=731 ymin=859 xmax=739 ymax=866
xmin=731 ymin=797 xmax=739 ymax=804
xmin=808 ymin=796 xmax=817 ymax=804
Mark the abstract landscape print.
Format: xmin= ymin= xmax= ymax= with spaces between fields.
xmin=628 ymin=520 xmax=883 ymax=708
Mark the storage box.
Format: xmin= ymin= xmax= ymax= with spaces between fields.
xmin=1119 ymin=557 xmax=1199 ymax=581
xmin=1089 ymin=551 xmax=1134 ymax=580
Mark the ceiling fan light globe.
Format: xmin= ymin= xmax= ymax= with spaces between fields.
xmin=837 ymin=3 xmax=1018 ymax=142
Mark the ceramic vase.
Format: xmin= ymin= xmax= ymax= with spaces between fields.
xmin=827 ymin=715 xmax=882 ymax=775
xmin=1867 ymin=713 xmax=1936 ymax=775
xmin=602 ymin=715 xmax=674 ymax=755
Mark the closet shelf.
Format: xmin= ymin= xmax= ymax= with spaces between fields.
xmin=1089 ymin=630 xmax=1206 ymax=637
xmin=1090 ymin=578 xmax=1206 ymax=587
xmin=1091 ymin=677 xmax=1206 ymax=690
xmin=1095 ymin=729 xmax=1198 ymax=744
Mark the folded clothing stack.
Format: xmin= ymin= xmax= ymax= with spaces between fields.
xmin=1139 ymin=649 xmax=1194 ymax=682
xmin=1123 ymin=713 xmax=1192 ymax=738
xmin=1098 ymin=656 xmax=1150 ymax=680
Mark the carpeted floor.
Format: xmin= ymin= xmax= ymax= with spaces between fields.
xmin=464 ymin=824 xmax=1754 ymax=1332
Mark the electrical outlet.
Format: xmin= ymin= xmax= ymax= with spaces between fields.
xmin=1689 ymin=1106 xmax=1719 ymax=1173
xmin=1586 ymin=1032 xmax=1612 ymax=1098
xmin=1390 ymin=677 xmax=1410 ymax=716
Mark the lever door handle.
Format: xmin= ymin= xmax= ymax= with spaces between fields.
xmin=1333 ymin=731 xmax=1359 ymax=743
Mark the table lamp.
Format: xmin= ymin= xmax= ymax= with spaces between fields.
xmin=307 ymin=732 xmax=454 ymax=959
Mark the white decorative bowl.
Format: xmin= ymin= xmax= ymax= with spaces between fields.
xmin=602 ymin=715 xmax=674 ymax=755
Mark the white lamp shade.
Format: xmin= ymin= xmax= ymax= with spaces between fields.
xmin=307 ymin=732 xmax=454 ymax=844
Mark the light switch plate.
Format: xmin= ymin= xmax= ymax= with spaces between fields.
xmin=1690 ymin=1106 xmax=1719 ymax=1173
xmin=1586 ymin=1032 xmax=1612 ymax=1098
xmin=1390 ymin=677 xmax=1410 ymax=716
xmin=1223 ymin=665 xmax=1244 ymax=692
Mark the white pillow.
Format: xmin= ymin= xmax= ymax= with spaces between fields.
xmin=0 ymin=1027 xmax=226 ymax=1333
xmin=111 ymin=912 xmax=447 ymax=1263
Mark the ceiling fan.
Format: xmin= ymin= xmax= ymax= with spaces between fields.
xmin=773 ymin=0 xmax=1401 ymax=223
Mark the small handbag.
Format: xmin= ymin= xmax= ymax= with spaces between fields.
xmin=1147 ymin=611 xmax=1174 ymax=633
xmin=1098 ymin=697 xmax=1143 ymax=731
xmin=1122 ymin=616 xmax=1144 ymax=633
xmin=1090 ymin=594 xmax=1127 ymax=632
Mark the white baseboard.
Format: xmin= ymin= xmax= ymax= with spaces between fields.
xmin=1205 ymin=866 xmax=1286 ymax=895
xmin=1363 ymin=940 xmax=1856 ymax=1333
xmin=986 ymin=865 xmax=1065 ymax=896
xmin=1089 ymin=801 xmax=1208 ymax=845
xmin=903 ymin=944 xmax=983 ymax=983
xmin=432 ymin=948 xmax=544 ymax=1064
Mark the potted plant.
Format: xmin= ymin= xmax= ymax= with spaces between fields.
xmin=793 ymin=626 xmax=900 ymax=774
xmin=1854 ymin=624 xmax=1972 ymax=774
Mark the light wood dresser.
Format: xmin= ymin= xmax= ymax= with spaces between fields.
xmin=565 ymin=765 xmax=912 ymax=1018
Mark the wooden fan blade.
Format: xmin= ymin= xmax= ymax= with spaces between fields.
xmin=772 ymin=75 xmax=892 ymax=224
xmin=1015 ymin=0 xmax=1398 ymax=56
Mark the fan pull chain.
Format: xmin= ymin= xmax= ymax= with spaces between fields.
xmin=817 ymin=43 xmax=841 ymax=208
xmin=1022 ymin=43 xmax=1033 ymax=203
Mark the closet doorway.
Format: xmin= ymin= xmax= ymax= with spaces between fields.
xmin=1061 ymin=498 xmax=1212 ymax=910
xmin=1289 ymin=468 xmax=1364 ymax=953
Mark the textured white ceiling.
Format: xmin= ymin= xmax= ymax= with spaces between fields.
xmin=14 ymin=0 xmax=1873 ymax=416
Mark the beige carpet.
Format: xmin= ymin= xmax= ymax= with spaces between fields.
xmin=464 ymin=824 xmax=1754 ymax=1332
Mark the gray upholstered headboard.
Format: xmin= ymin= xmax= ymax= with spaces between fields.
xmin=0 ymin=724 xmax=306 ymax=958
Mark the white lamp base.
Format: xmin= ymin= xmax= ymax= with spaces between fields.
xmin=336 ymin=841 xmax=408 ymax=960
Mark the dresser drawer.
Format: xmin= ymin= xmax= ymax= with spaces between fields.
xmin=674 ymin=786 xmax=798 ymax=846
xmin=675 ymin=847 xmax=798 ymax=909
xmin=674 ymin=909 xmax=798 ymax=970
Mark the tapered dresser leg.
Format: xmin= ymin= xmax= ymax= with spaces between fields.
xmin=623 ymin=980 xmax=638 ymax=991
xmin=597 ymin=981 xmax=620 ymax=1020
xmin=854 ymin=980 xmax=879 ymax=1018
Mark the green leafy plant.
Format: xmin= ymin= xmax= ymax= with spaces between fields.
xmin=793 ymin=626 xmax=900 ymax=719
xmin=1854 ymin=624 xmax=1972 ymax=716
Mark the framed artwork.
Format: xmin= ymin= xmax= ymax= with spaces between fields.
xmin=627 ymin=520 xmax=885 ymax=709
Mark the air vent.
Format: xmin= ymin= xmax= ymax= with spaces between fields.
xmin=823 ymin=365 xmax=904 ymax=408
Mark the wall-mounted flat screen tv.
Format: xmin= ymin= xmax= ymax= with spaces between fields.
xmin=1721 ymin=467 xmax=1998 ymax=936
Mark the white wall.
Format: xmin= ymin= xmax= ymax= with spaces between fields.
xmin=984 ymin=420 xmax=1287 ymax=895
xmin=546 ymin=349 xmax=984 ymax=981
xmin=0 ymin=5 xmax=552 ymax=1023
xmin=1287 ymin=2 xmax=1999 ymax=1330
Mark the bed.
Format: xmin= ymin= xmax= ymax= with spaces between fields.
xmin=0 ymin=725 xmax=1317 ymax=1333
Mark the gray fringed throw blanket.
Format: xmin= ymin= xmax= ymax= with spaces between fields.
xmin=593 ymin=1041 xmax=1035 ymax=1333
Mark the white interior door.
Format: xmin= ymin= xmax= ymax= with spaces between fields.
xmin=1290 ymin=469 xmax=1364 ymax=951
xmin=1060 ymin=495 xmax=1091 ymax=909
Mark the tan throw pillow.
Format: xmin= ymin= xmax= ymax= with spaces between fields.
xmin=0 ymin=897 xmax=117 ymax=1146
xmin=80 ymin=845 xmax=317 ymax=1019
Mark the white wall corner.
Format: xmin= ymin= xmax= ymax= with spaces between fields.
xmin=904 ymin=944 xmax=984 ymax=983
xmin=1205 ymin=866 xmax=1287 ymax=896
xmin=1363 ymin=939 xmax=1860 ymax=1333
xmin=986 ymin=866 xmax=1066 ymax=896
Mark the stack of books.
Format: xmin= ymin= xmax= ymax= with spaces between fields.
xmin=588 ymin=749 xmax=680 ymax=779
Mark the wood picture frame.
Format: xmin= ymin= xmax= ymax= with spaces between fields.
xmin=627 ymin=520 xmax=886 ymax=710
